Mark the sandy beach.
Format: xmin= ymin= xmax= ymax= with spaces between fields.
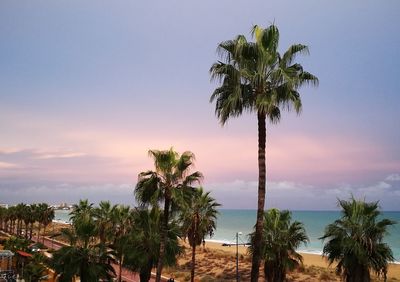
xmin=160 ymin=240 xmax=400 ymax=281
xmin=198 ymin=241 xmax=400 ymax=281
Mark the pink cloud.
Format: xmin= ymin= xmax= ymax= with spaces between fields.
xmin=266 ymin=134 xmax=399 ymax=184
xmin=1 ymin=112 xmax=398 ymax=186
xmin=0 ymin=161 xmax=20 ymax=169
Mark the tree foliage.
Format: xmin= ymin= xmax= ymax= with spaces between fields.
xmin=320 ymin=197 xmax=396 ymax=282
xmin=249 ymin=209 xmax=308 ymax=282
xmin=180 ymin=187 xmax=220 ymax=282
xmin=135 ymin=148 xmax=202 ymax=282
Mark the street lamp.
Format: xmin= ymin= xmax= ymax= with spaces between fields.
xmin=236 ymin=231 xmax=242 ymax=282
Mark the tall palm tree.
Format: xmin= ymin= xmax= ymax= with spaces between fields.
xmin=29 ymin=204 xmax=38 ymax=240
xmin=35 ymin=203 xmax=50 ymax=241
xmin=180 ymin=188 xmax=220 ymax=282
xmin=69 ymin=200 xmax=96 ymax=249
xmin=8 ymin=206 xmax=17 ymax=234
xmin=135 ymin=148 xmax=203 ymax=282
xmin=249 ymin=209 xmax=308 ymax=282
xmin=111 ymin=205 xmax=133 ymax=282
xmin=41 ymin=205 xmax=55 ymax=243
xmin=320 ymin=197 xmax=396 ymax=282
xmin=22 ymin=205 xmax=33 ymax=240
xmin=93 ymin=201 xmax=116 ymax=245
xmin=70 ymin=199 xmax=94 ymax=226
xmin=124 ymin=207 xmax=183 ymax=282
xmin=15 ymin=203 xmax=26 ymax=237
xmin=210 ymin=24 xmax=318 ymax=281
xmin=0 ymin=206 xmax=6 ymax=230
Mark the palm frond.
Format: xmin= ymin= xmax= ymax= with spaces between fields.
xmin=281 ymin=44 xmax=309 ymax=67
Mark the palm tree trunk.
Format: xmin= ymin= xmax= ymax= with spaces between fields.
xmin=140 ymin=260 xmax=153 ymax=282
xmin=25 ymin=222 xmax=29 ymax=239
xmin=250 ymin=111 xmax=267 ymax=282
xmin=191 ymin=243 xmax=196 ymax=282
xmin=37 ymin=223 xmax=41 ymax=241
xmin=156 ymin=193 xmax=171 ymax=282
xmin=29 ymin=223 xmax=33 ymax=240
xmin=43 ymin=225 xmax=46 ymax=243
xmin=118 ymin=254 xmax=124 ymax=282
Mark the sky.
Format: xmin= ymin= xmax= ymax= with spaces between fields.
xmin=0 ymin=1 xmax=399 ymax=210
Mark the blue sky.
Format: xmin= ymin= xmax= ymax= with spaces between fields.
xmin=0 ymin=1 xmax=399 ymax=209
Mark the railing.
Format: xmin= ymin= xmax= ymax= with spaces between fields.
xmin=0 ymin=270 xmax=16 ymax=282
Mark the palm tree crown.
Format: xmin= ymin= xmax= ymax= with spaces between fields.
xmin=320 ymin=197 xmax=396 ymax=282
xmin=210 ymin=24 xmax=318 ymax=124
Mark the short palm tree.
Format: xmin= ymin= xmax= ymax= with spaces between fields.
xmin=124 ymin=207 xmax=183 ymax=282
xmin=180 ymin=187 xmax=220 ymax=282
xmin=320 ymin=197 xmax=396 ymax=282
xmin=4 ymin=236 xmax=30 ymax=252
xmin=135 ymin=148 xmax=202 ymax=282
xmin=249 ymin=209 xmax=308 ymax=282
xmin=52 ymin=221 xmax=115 ymax=281
xmin=52 ymin=243 xmax=115 ymax=282
xmin=23 ymin=253 xmax=47 ymax=282
xmin=210 ymin=24 xmax=318 ymax=281
xmin=4 ymin=236 xmax=31 ymax=277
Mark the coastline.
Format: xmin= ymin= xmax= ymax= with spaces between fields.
xmin=205 ymin=238 xmax=400 ymax=265
xmin=48 ymin=220 xmax=400 ymax=280
xmin=203 ymin=240 xmax=400 ymax=280
xmin=51 ymin=219 xmax=400 ymax=268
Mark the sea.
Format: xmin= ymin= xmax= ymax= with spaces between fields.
xmin=54 ymin=209 xmax=400 ymax=263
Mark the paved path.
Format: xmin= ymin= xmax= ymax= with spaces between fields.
xmin=1 ymin=231 xmax=167 ymax=282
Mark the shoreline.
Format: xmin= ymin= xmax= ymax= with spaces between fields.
xmin=203 ymin=240 xmax=400 ymax=279
xmin=204 ymin=239 xmax=400 ymax=265
xmin=50 ymin=220 xmax=400 ymax=266
xmin=52 ymin=219 xmax=400 ymax=266
xmin=48 ymin=220 xmax=400 ymax=280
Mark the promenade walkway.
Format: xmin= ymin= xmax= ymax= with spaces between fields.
xmin=33 ymin=236 xmax=155 ymax=282
xmin=0 ymin=230 xmax=158 ymax=282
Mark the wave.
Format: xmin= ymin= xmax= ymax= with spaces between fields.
xmin=205 ymin=238 xmax=248 ymax=245
xmin=205 ymin=239 xmax=400 ymax=264
xmin=52 ymin=219 xmax=71 ymax=225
